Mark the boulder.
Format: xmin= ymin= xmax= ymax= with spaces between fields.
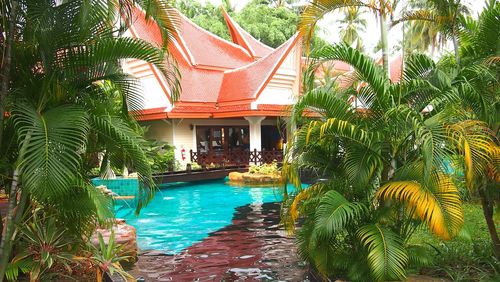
xmin=228 ymin=172 xmax=244 ymax=182
xmin=229 ymin=172 xmax=282 ymax=185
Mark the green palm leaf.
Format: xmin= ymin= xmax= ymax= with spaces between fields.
xmin=90 ymin=114 xmax=154 ymax=213
xmin=299 ymin=0 xmax=372 ymax=47
xmin=357 ymin=224 xmax=409 ymax=282
xmin=315 ymin=190 xmax=368 ymax=236
xmin=312 ymin=44 xmax=388 ymax=98
xmin=343 ymin=144 xmax=382 ymax=188
xmin=12 ymin=103 xmax=89 ymax=201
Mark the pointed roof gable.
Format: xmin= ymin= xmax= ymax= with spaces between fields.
xmin=221 ymin=7 xmax=274 ymax=59
xmin=126 ymin=7 xmax=301 ymax=119
xmin=176 ymin=12 xmax=254 ymax=69
xmin=217 ymin=34 xmax=300 ymax=103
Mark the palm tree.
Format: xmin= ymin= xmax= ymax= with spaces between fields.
xmin=440 ymin=0 xmax=500 ymax=258
xmin=393 ymin=0 xmax=470 ymax=67
xmin=337 ymin=7 xmax=367 ymax=51
xmin=282 ymin=44 xmax=495 ymax=280
xmin=298 ymin=0 xmax=400 ymax=74
xmin=404 ymin=20 xmax=442 ymax=54
xmin=0 ymin=0 xmax=180 ymax=280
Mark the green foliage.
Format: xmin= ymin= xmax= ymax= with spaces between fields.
xmin=235 ymin=1 xmax=299 ymax=48
xmin=174 ymin=0 xmax=231 ymax=40
xmin=248 ymin=161 xmax=280 ymax=175
xmin=409 ymin=204 xmax=500 ymax=281
xmin=6 ymin=215 xmax=80 ymax=281
xmin=283 ymin=43 xmax=495 ymax=281
xmin=175 ymin=0 xmax=328 ymax=49
xmin=145 ymin=140 xmax=178 ymax=173
xmin=0 ymin=0 xmax=181 ymax=278
xmin=90 ymin=231 xmax=133 ymax=282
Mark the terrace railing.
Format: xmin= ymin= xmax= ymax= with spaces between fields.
xmin=190 ymin=149 xmax=283 ymax=167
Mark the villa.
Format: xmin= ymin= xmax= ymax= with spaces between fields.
xmin=123 ymin=7 xmax=404 ymax=168
xmin=124 ymin=8 xmax=302 ymax=167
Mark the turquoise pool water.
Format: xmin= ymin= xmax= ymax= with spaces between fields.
xmin=114 ymin=180 xmax=297 ymax=254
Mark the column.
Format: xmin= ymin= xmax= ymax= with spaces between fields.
xmin=244 ymin=116 xmax=266 ymax=151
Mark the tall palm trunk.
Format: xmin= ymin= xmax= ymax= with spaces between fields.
xmin=0 ymin=170 xmax=21 ymax=282
xmin=0 ymin=134 xmax=28 ymax=282
xmin=379 ymin=12 xmax=390 ymax=75
xmin=0 ymin=173 xmax=30 ymax=282
xmin=451 ymin=27 xmax=461 ymax=68
xmin=0 ymin=0 xmax=16 ymax=149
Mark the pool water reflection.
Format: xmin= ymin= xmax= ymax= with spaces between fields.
xmin=115 ymin=180 xmax=296 ymax=254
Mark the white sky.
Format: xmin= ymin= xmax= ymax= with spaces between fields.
xmin=200 ymin=0 xmax=487 ymax=56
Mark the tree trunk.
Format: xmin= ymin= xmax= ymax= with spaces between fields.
xmin=0 ymin=0 xmax=17 ymax=149
xmin=379 ymin=12 xmax=390 ymax=75
xmin=0 ymin=169 xmax=20 ymax=282
xmin=452 ymin=26 xmax=461 ymax=68
xmin=479 ymin=189 xmax=500 ymax=259
xmin=0 ymin=134 xmax=29 ymax=282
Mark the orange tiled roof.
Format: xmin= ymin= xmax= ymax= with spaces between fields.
xmin=221 ymin=7 xmax=274 ymax=59
xmin=218 ymin=34 xmax=300 ymax=103
xmin=128 ymin=7 xmax=301 ymax=120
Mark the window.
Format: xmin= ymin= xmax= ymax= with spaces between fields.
xmin=196 ymin=126 xmax=250 ymax=152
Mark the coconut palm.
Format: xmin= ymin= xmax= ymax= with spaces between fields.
xmin=298 ymin=0 xmax=400 ymax=74
xmin=337 ymin=7 xmax=367 ymax=51
xmin=0 ymin=0 xmax=180 ymax=280
xmin=393 ymin=0 xmax=470 ymax=67
xmin=282 ymin=44 xmax=495 ymax=280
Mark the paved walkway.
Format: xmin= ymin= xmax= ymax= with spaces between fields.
xmin=128 ymin=202 xmax=311 ymax=281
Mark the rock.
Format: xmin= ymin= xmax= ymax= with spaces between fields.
xmin=228 ymin=172 xmax=243 ymax=182
xmin=229 ymin=172 xmax=282 ymax=185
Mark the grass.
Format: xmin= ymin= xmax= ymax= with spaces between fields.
xmin=411 ymin=203 xmax=500 ymax=281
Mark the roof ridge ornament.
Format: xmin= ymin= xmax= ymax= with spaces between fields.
xmin=220 ymin=6 xmax=274 ymax=59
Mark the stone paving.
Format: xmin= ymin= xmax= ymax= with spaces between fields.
xmin=127 ymin=202 xmax=313 ymax=281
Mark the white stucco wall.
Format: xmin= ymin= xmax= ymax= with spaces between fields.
xmin=142 ymin=120 xmax=174 ymax=144
xmin=253 ymin=43 xmax=301 ymax=107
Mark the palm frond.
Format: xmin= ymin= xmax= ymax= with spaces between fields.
xmin=90 ymin=114 xmax=155 ymax=213
xmin=315 ymin=190 xmax=368 ymax=236
xmin=137 ymin=0 xmax=180 ymax=45
xmin=313 ymin=44 xmax=388 ymax=98
xmin=343 ymin=144 xmax=382 ymax=187
xmin=448 ymin=120 xmax=494 ymax=189
xmin=12 ymin=103 xmax=89 ymax=201
xmin=298 ymin=0 xmax=368 ymax=49
xmin=289 ymin=182 xmax=328 ymax=222
xmin=357 ymin=224 xmax=409 ymax=281
xmin=393 ymin=9 xmax=438 ymax=26
xmin=376 ymin=173 xmax=463 ymax=240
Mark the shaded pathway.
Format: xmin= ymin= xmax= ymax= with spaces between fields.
xmin=128 ymin=202 xmax=310 ymax=281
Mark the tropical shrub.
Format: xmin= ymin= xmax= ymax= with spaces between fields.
xmin=90 ymin=231 xmax=134 ymax=282
xmin=145 ymin=140 xmax=178 ymax=173
xmin=249 ymin=161 xmax=280 ymax=175
xmin=0 ymin=0 xmax=180 ymax=279
xmin=282 ymin=44 xmax=496 ymax=281
xmin=5 ymin=215 xmax=81 ymax=281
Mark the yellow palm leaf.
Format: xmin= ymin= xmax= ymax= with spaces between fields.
xmin=290 ymin=183 xmax=327 ymax=222
xmin=488 ymin=145 xmax=500 ymax=182
xmin=448 ymin=120 xmax=494 ymax=189
xmin=376 ymin=175 xmax=463 ymax=240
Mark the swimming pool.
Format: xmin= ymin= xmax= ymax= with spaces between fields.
xmin=114 ymin=180 xmax=297 ymax=254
